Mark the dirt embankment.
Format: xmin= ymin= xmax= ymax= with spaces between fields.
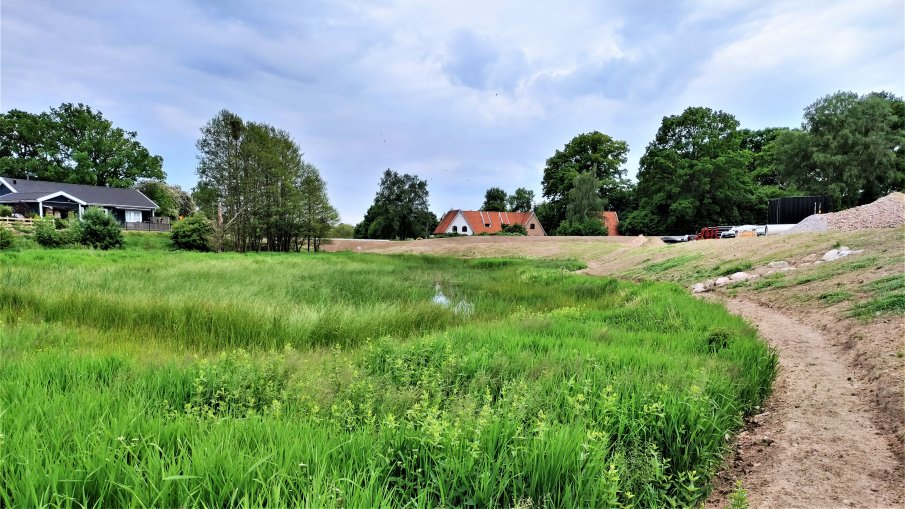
xmin=704 ymin=298 xmax=902 ymax=508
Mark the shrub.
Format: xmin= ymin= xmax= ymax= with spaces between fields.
xmin=171 ymin=213 xmax=214 ymax=251
xmin=0 ymin=227 xmax=14 ymax=250
xmin=0 ymin=205 xmax=12 ymax=217
xmin=73 ymin=207 xmax=123 ymax=249
xmin=556 ymin=218 xmax=608 ymax=236
xmin=500 ymin=223 xmax=527 ymax=235
xmin=33 ymin=217 xmax=65 ymax=247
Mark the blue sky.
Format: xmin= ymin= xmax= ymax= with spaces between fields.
xmin=2 ymin=0 xmax=902 ymax=223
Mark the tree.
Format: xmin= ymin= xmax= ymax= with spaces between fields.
xmin=136 ymin=180 xmax=178 ymax=218
xmin=354 ymin=169 xmax=435 ymax=239
xmin=298 ymin=163 xmax=339 ymax=252
xmin=480 ymin=187 xmax=508 ymax=211
xmin=556 ymin=172 xmax=607 ymax=236
xmin=0 ymin=103 xmax=164 ymax=187
xmin=507 ymin=187 xmax=534 ymax=212
xmin=541 ymin=131 xmax=629 ymax=231
xmin=196 ymin=109 xmax=245 ymax=250
xmin=73 ymin=206 xmax=124 ymax=249
xmin=194 ymin=110 xmax=338 ymax=252
xmin=330 ymin=223 xmax=355 ymax=238
xmin=621 ymin=107 xmax=758 ymax=235
xmin=774 ymin=91 xmax=905 ymax=208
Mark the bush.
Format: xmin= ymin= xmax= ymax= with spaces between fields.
xmin=171 ymin=214 xmax=214 ymax=251
xmin=0 ymin=227 xmax=14 ymax=249
xmin=0 ymin=205 xmax=12 ymax=217
xmin=33 ymin=217 xmax=67 ymax=247
xmin=73 ymin=207 xmax=123 ymax=249
xmin=500 ymin=223 xmax=527 ymax=235
xmin=556 ymin=218 xmax=608 ymax=236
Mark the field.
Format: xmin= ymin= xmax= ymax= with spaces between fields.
xmin=0 ymin=240 xmax=777 ymax=508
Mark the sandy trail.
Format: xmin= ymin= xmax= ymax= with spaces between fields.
xmin=710 ymin=298 xmax=902 ymax=508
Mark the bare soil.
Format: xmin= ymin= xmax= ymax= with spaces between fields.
xmin=704 ymin=298 xmax=902 ymax=509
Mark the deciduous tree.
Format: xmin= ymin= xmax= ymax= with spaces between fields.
xmin=0 ymin=103 xmax=164 ymax=186
xmin=774 ymin=91 xmax=905 ymax=208
xmin=507 ymin=187 xmax=534 ymax=212
xmin=621 ymin=107 xmax=757 ymax=235
xmin=194 ymin=110 xmax=337 ymax=252
xmin=355 ymin=169 xmax=436 ymax=239
xmin=541 ymin=131 xmax=628 ymax=231
xmin=480 ymin=187 xmax=508 ymax=211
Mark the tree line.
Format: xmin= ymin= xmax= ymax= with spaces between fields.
xmin=529 ymin=90 xmax=904 ymax=236
xmin=3 ymin=90 xmax=901 ymax=244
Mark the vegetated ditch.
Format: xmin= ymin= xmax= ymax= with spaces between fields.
xmin=0 ymin=249 xmax=778 ymax=508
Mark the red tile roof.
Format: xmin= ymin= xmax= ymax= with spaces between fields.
xmin=434 ymin=210 xmax=544 ymax=235
xmin=435 ymin=210 xmax=458 ymax=234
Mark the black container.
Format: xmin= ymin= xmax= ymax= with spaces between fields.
xmin=768 ymin=196 xmax=833 ymax=224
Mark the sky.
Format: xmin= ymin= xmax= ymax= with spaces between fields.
xmin=1 ymin=0 xmax=903 ymax=224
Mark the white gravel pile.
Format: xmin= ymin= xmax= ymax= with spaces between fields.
xmin=786 ymin=192 xmax=905 ymax=233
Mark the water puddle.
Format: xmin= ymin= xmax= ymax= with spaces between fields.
xmin=432 ymin=283 xmax=473 ymax=315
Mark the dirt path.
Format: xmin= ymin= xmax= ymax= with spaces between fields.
xmin=708 ymin=298 xmax=902 ymax=508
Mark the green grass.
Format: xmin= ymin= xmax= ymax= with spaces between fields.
xmin=713 ymin=260 xmax=754 ymax=276
xmin=642 ymin=254 xmax=701 ymax=274
xmin=818 ymin=290 xmax=854 ymax=305
xmin=848 ymin=274 xmax=905 ymax=318
xmin=0 ymin=247 xmax=776 ymax=508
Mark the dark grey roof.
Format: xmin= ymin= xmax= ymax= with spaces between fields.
xmin=0 ymin=192 xmax=50 ymax=203
xmin=0 ymin=177 xmax=158 ymax=209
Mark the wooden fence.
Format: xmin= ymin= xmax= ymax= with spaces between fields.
xmin=1 ymin=217 xmax=170 ymax=232
xmin=123 ymin=221 xmax=171 ymax=232
xmin=0 ymin=217 xmax=35 ymax=228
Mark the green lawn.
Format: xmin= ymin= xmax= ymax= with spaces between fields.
xmin=0 ymin=245 xmax=776 ymax=507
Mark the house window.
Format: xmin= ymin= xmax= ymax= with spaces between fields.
xmin=125 ymin=210 xmax=142 ymax=223
xmin=462 ymin=226 xmax=468 ymax=232
xmin=452 ymin=226 xmax=458 ymax=233
xmin=530 ymin=224 xmax=535 ymax=229
xmin=484 ymin=223 xmax=490 ymax=227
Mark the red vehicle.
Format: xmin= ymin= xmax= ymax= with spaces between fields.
xmin=696 ymin=226 xmax=720 ymax=240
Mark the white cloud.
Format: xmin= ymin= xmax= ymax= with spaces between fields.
xmin=1 ymin=0 xmax=902 ymax=223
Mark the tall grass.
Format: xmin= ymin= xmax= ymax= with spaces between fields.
xmin=0 ymin=248 xmax=776 ymax=507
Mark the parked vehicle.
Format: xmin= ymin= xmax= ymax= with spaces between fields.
xmin=720 ymin=225 xmax=767 ymax=238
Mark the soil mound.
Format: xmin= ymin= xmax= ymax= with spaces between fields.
xmin=787 ymin=192 xmax=905 ymax=233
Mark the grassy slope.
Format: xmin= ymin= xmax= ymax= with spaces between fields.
xmin=0 ymin=239 xmax=776 ymax=508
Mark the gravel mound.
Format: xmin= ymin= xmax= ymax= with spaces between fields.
xmin=786 ymin=192 xmax=905 ymax=233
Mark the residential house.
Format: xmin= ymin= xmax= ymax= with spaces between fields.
xmin=434 ymin=210 xmax=546 ymax=236
xmin=0 ymin=176 xmax=162 ymax=228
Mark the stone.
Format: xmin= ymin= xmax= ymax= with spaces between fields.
xmin=822 ymin=249 xmax=841 ymax=262
xmin=730 ymin=271 xmax=750 ymax=281
xmin=703 ymin=279 xmax=715 ymax=289
xmin=692 ymin=283 xmax=706 ymax=293
xmin=768 ymin=260 xmax=789 ymax=269
xmin=715 ymin=277 xmax=730 ymax=286
xmin=801 ymin=253 xmax=818 ymax=263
